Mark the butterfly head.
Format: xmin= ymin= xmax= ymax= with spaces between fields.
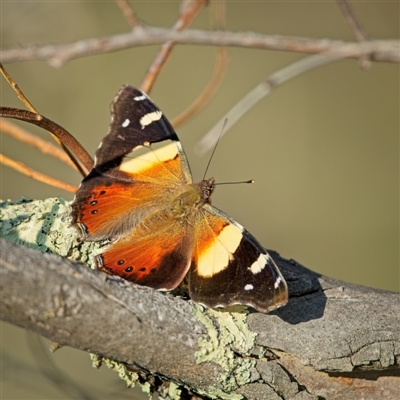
xmin=197 ymin=178 xmax=215 ymax=204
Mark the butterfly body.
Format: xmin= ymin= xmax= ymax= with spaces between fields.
xmin=71 ymin=85 xmax=288 ymax=313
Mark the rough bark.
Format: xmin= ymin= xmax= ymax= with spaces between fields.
xmin=1 ymin=198 xmax=399 ymax=399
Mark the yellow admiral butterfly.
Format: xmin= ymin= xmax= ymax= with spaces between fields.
xmin=71 ymin=85 xmax=288 ymax=313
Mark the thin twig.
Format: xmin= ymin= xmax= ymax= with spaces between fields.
xmin=171 ymin=0 xmax=229 ymax=128
xmin=1 ymin=119 xmax=78 ymax=171
xmin=1 ymin=107 xmax=93 ymax=176
xmin=2 ymin=28 xmax=398 ymax=67
xmin=171 ymin=47 xmax=229 ymax=128
xmin=0 ymin=153 xmax=78 ymax=193
xmin=1 ymin=63 xmax=92 ymax=176
xmin=0 ymin=63 xmax=40 ymax=114
xmin=195 ymin=54 xmax=343 ymax=155
xmin=336 ymin=0 xmax=371 ymax=69
xmin=115 ymin=0 xmax=142 ymax=29
xmin=336 ymin=0 xmax=369 ymax=42
xmin=140 ymin=0 xmax=208 ymax=94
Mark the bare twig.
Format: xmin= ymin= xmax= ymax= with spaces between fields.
xmin=171 ymin=0 xmax=229 ymax=128
xmin=0 ymin=154 xmax=78 ymax=193
xmin=336 ymin=0 xmax=371 ymax=68
xmin=195 ymin=54 xmax=342 ymax=155
xmin=1 ymin=119 xmax=78 ymax=171
xmin=115 ymin=0 xmax=142 ymax=29
xmin=171 ymin=47 xmax=229 ymax=128
xmin=2 ymin=28 xmax=398 ymax=67
xmin=1 ymin=63 xmax=92 ymax=177
xmin=0 ymin=107 xmax=93 ymax=176
xmin=0 ymin=63 xmax=40 ymax=114
xmin=0 ymin=62 xmax=83 ymax=170
xmin=140 ymin=0 xmax=208 ymax=94
xmin=336 ymin=0 xmax=369 ymax=42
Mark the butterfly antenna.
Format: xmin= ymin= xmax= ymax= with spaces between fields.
xmin=214 ymin=179 xmax=255 ymax=186
xmin=202 ymin=118 xmax=228 ymax=180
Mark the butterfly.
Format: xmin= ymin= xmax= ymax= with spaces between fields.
xmin=71 ymin=85 xmax=288 ymax=313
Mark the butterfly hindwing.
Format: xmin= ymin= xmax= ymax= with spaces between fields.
xmin=97 ymin=212 xmax=193 ymax=290
xmin=188 ymin=204 xmax=288 ymax=313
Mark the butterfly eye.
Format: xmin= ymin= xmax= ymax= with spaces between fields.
xmin=202 ymin=188 xmax=211 ymax=197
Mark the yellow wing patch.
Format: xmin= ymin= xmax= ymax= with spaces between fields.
xmin=120 ymin=142 xmax=179 ymax=175
xmin=196 ymin=219 xmax=242 ymax=278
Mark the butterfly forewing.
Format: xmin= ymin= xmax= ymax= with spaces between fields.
xmin=71 ymin=86 xmax=192 ymax=240
xmin=94 ymin=85 xmax=191 ymax=182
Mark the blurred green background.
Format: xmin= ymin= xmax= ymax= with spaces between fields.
xmin=1 ymin=1 xmax=398 ymax=399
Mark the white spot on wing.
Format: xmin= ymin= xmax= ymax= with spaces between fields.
xmin=249 ymin=253 xmax=267 ymax=274
xmin=134 ymin=94 xmax=146 ymax=101
xmin=274 ymin=276 xmax=282 ymax=289
xmin=244 ymin=284 xmax=254 ymax=291
xmin=122 ymin=118 xmax=130 ymax=128
xmin=140 ymin=110 xmax=162 ymax=129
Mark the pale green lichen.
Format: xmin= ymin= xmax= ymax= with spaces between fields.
xmin=91 ymin=354 xmax=153 ymax=399
xmin=168 ymin=382 xmax=182 ymax=400
xmin=140 ymin=382 xmax=152 ymax=398
xmin=192 ymin=303 xmax=258 ymax=399
xmin=0 ymin=197 xmax=100 ymax=268
xmin=90 ymin=354 xmax=140 ymax=389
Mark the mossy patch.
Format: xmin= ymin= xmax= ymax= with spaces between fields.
xmin=192 ymin=304 xmax=258 ymax=399
xmin=0 ymin=197 xmax=101 ymax=268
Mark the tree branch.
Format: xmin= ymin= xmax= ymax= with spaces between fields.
xmin=195 ymin=54 xmax=341 ymax=155
xmin=1 ymin=198 xmax=399 ymax=399
xmin=1 ymin=27 xmax=399 ymax=67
